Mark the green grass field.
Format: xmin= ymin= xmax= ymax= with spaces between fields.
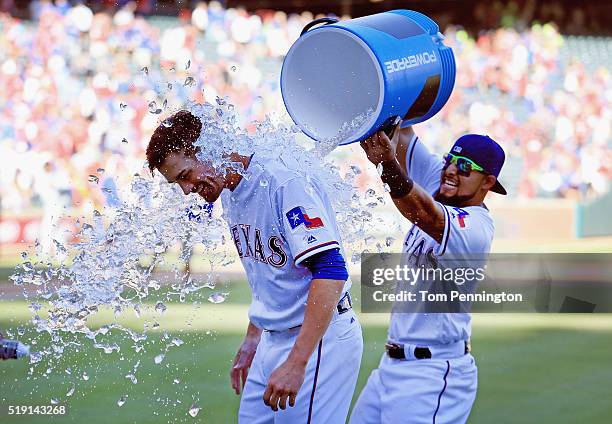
xmin=2 ymin=277 xmax=612 ymax=424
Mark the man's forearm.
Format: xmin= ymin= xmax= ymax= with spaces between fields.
xmin=380 ymin=159 xmax=446 ymax=243
xmin=245 ymin=320 xmax=263 ymax=341
xmin=380 ymin=158 xmax=414 ymax=199
xmin=287 ymin=278 xmax=344 ymax=365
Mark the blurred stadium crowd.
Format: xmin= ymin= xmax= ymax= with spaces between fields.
xmin=0 ymin=1 xmax=610 ymax=220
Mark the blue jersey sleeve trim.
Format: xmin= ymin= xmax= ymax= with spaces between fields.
xmin=294 ymin=241 xmax=340 ymax=264
xmin=436 ymin=203 xmax=451 ymax=256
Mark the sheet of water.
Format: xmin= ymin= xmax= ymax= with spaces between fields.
xmin=4 ymin=68 xmax=392 ymax=419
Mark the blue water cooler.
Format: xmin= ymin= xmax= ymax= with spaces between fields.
xmin=281 ymin=10 xmax=456 ymax=145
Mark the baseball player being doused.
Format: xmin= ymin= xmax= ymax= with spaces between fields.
xmin=145 ymin=110 xmax=363 ymax=423
xmin=351 ymin=120 xmax=507 ymax=424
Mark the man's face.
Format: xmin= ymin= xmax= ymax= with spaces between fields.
xmin=435 ymin=161 xmax=489 ymax=207
xmin=158 ymin=150 xmax=225 ymax=202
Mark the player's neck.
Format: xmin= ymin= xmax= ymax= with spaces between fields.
xmin=225 ymin=153 xmax=252 ymax=191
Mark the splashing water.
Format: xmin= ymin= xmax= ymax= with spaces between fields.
xmin=207 ymin=292 xmax=227 ymax=304
xmin=117 ymin=395 xmax=127 ymax=407
xmin=8 ymin=95 xmax=385 ymax=418
xmin=148 ymin=101 xmax=162 ymax=114
xmin=188 ymin=404 xmax=200 ymax=417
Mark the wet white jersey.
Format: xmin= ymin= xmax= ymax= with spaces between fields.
xmin=388 ymin=134 xmax=494 ymax=345
xmin=221 ymin=153 xmax=351 ymax=331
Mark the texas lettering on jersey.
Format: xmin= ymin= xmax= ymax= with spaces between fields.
xmin=230 ymin=224 xmax=288 ymax=268
xmin=403 ymin=225 xmax=439 ymax=269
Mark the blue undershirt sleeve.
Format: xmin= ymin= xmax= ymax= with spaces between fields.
xmin=302 ymin=248 xmax=349 ymax=281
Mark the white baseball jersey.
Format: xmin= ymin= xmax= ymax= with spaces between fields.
xmin=350 ymin=133 xmax=491 ymax=424
xmin=222 ymin=153 xmax=362 ymax=424
xmin=388 ymin=133 xmax=494 ymax=346
xmin=220 ymin=153 xmax=351 ymax=331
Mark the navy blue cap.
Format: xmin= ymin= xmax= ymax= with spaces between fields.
xmin=450 ymin=134 xmax=507 ymax=195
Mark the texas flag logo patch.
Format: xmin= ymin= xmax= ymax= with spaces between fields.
xmin=286 ymin=206 xmax=324 ymax=230
xmin=452 ymin=207 xmax=470 ymax=230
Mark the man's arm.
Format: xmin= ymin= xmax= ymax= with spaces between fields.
xmin=361 ymin=126 xmax=446 ymax=243
xmin=231 ymin=321 xmax=262 ymax=395
xmin=262 ymin=278 xmax=344 ymax=411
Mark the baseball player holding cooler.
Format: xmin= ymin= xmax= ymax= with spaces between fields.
xmin=145 ymin=110 xmax=363 ymax=423
xmin=350 ymin=122 xmax=506 ymax=424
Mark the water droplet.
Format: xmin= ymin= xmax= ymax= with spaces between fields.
xmin=161 ymin=118 xmax=172 ymax=128
xmin=122 ymin=137 xmax=128 ymax=143
xmin=162 ymin=99 xmax=168 ymax=109
xmin=385 ymin=237 xmax=395 ymax=247
xmin=377 ymin=162 xmax=384 ymax=176
xmin=230 ymin=65 xmax=237 ymax=72
xmin=188 ymin=404 xmax=200 ymax=417
xmin=21 ymin=251 xmax=28 ymax=259
xmin=141 ymin=67 xmax=148 ymax=75
xmin=185 ymin=60 xmax=191 ymax=70
xmin=171 ymin=338 xmax=184 ymax=347
xmin=88 ymin=175 xmax=99 ymax=184
xmin=365 ymin=188 xmax=376 ymax=198
xmin=51 ymin=398 xmax=59 ymax=405
xmin=117 ymin=395 xmax=127 ymax=407
xmin=97 ymin=168 xmax=105 ymax=173
xmin=148 ymin=101 xmax=162 ymax=114
xmin=125 ymin=373 xmax=138 ymax=384
xmin=30 ymin=352 xmax=42 ymax=364
xmin=22 ymin=261 xmax=34 ymax=272
xmin=383 ymin=183 xmax=391 ymax=192
xmin=207 ymin=292 xmax=227 ymax=304
xmin=82 ymin=372 xmax=89 ymax=381
xmin=167 ymin=82 xmax=173 ymax=90
xmin=173 ymin=378 xmax=180 ymax=384
xmin=66 ymin=385 xmax=75 ymax=397
xmin=259 ymin=179 xmax=268 ymax=188
xmin=154 ymin=354 xmax=165 ymax=364
xmin=119 ymin=102 xmax=127 ymax=111
xmin=350 ymin=165 xmax=362 ymax=175
xmin=184 ymin=77 xmax=195 ymax=87
xmin=215 ymin=96 xmax=226 ymax=106
xmin=155 ymin=301 xmax=167 ymax=314
xmin=148 ymin=280 xmax=160 ymax=290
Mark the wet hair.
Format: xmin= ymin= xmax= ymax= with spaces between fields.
xmin=146 ymin=110 xmax=202 ymax=173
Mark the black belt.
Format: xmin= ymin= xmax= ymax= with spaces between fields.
xmin=266 ymin=292 xmax=353 ymax=332
xmin=385 ymin=341 xmax=470 ymax=360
